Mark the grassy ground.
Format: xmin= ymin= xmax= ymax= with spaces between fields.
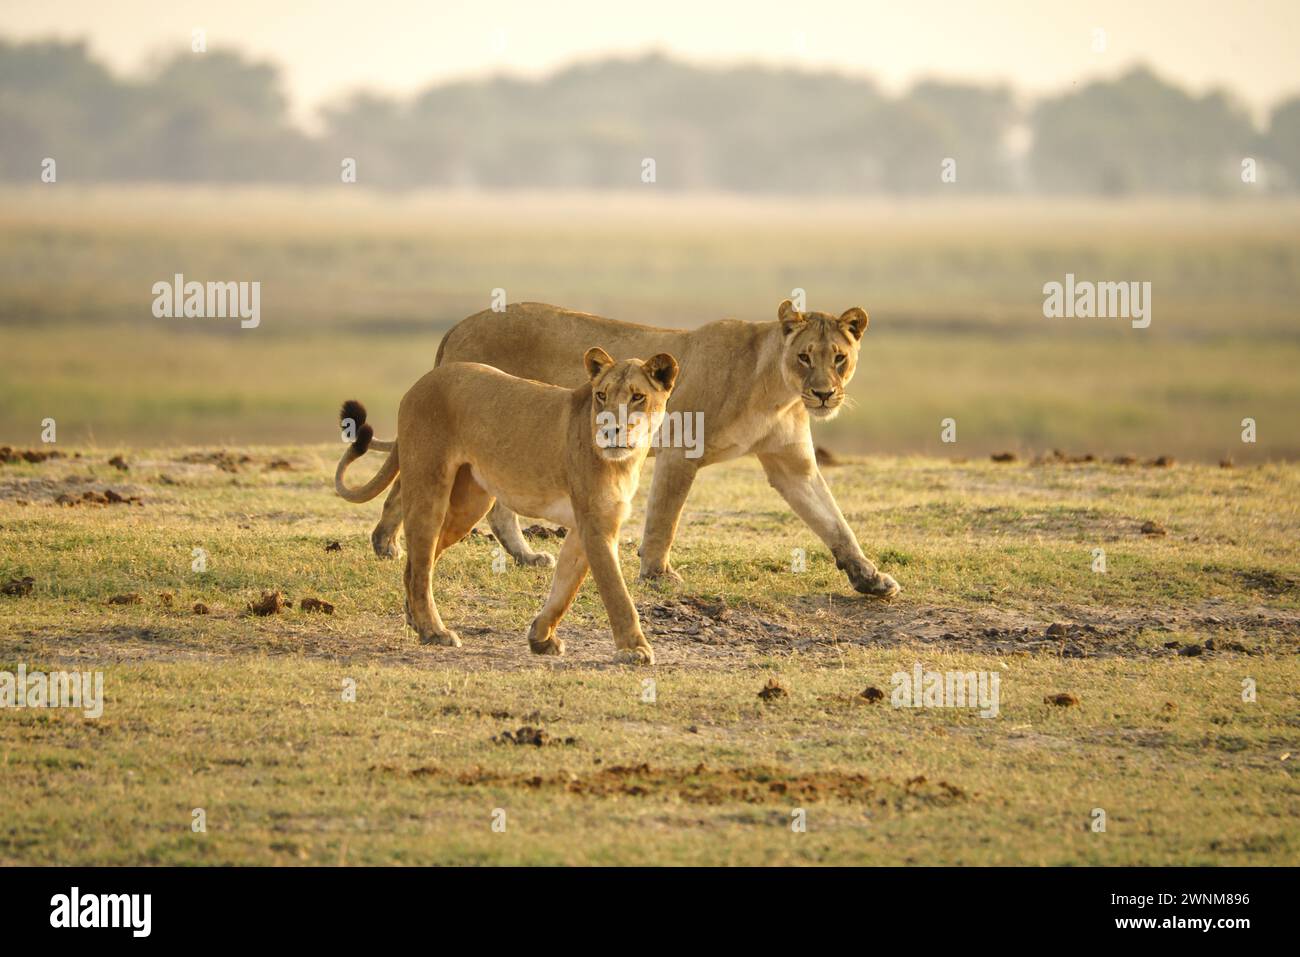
xmin=3 ymin=187 xmax=1299 ymax=459
xmin=1 ymin=447 xmax=1296 ymax=864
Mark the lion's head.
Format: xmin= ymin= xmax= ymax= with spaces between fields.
xmin=584 ymin=347 xmax=679 ymax=461
xmin=776 ymin=299 xmax=869 ymax=420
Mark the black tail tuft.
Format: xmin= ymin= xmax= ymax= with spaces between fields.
xmin=354 ymin=423 xmax=374 ymax=455
xmin=340 ymin=399 xmax=367 ymax=428
xmin=340 ymin=400 xmax=372 ymax=454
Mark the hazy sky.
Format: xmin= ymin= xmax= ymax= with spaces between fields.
xmin=5 ymin=0 xmax=1298 ymax=127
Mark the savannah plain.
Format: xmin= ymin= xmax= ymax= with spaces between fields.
xmin=1 ymin=189 xmax=1297 ymax=864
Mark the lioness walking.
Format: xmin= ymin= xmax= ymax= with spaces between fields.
xmin=371 ymin=299 xmax=900 ymax=600
xmin=335 ymin=348 xmax=678 ymax=663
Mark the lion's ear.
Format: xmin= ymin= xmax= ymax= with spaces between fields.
xmin=643 ymin=353 xmax=679 ymax=393
xmin=584 ymin=346 xmax=615 ymax=380
xmin=778 ymin=299 xmax=805 ymax=336
xmin=839 ymin=307 xmax=869 ymax=340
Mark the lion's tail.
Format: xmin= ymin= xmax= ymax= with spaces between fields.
xmin=334 ymin=399 xmax=400 ymax=503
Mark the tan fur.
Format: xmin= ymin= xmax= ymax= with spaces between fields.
xmin=336 ymin=349 xmax=678 ymax=662
xmin=371 ymin=299 xmax=900 ymax=599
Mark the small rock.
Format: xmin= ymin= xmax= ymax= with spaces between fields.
xmin=1178 ymin=643 xmax=1204 ymax=657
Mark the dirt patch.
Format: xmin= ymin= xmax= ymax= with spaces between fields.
xmin=175 ymin=451 xmax=253 ymax=473
xmin=8 ymin=585 xmax=1294 ymax=671
xmin=56 ymin=488 xmax=143 ymax=507
xmin=1233 ymin=569 xmax=1297 ymax=597
xmin=373 ymin=761 xmax=969 ymax=807
xmin=0 ymin=473 xmax=150 ymax=506
xmin=788 ymin=595 xmax=1296 ymax=662
xmin=0 ymin=447 xmax=67 ymax=465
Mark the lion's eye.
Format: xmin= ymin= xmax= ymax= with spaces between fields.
xmin=631 ymin=393 xmax=645 ymax=404
xmin=834 ymin=353 xmax=847 ymax=366
xmin=797 ymin=353 xmax=811 ymax=365
xmin=595 ymin=392 xmax=606 ymax=403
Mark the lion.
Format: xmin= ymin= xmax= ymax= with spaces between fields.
xmin=335 ymin=348 xmax=679 ymax=663
xmin=370 ymin=299 xmax=901 ymax=600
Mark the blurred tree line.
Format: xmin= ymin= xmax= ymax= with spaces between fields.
xmin=2 ymin=39 xmax=1296 ymax=193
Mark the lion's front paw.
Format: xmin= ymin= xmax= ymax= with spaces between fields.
xmin=419 ymin=628 xmax=462 ymax=647
xmin=527 ymin=620 xmax=566 ymax=656
xmin=857 ymin=571 xmax=901 ymax=600
xmin=839 ymin=557 xmax=902 ymax=601
xmin=530 ymin=636 xmax=565 ymax=656
xmin=613 ymin=643 xmax=655 ymax=665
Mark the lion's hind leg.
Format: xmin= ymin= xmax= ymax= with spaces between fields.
xmin=401 ymin=458 xmax=462 ymax=648
xmin=489 ymin=502 xmax=558 ymax=568
xmin=372 ymin=478 xmax=404 ymax=559
xmin=437 ymin=465 xmax=494 ymax=556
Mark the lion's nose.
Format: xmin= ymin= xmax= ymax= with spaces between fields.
xmin=812 ymin=389 xmax=835 ymax=403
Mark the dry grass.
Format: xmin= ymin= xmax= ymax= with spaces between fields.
xmin=1 ymin=447 xmax=1296 ymax=864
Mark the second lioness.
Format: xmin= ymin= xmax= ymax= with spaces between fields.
xmin=372 ymin=299 xmax=901 ymax=599
xmin=335 ymin=348 xmax=678 ymax=663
